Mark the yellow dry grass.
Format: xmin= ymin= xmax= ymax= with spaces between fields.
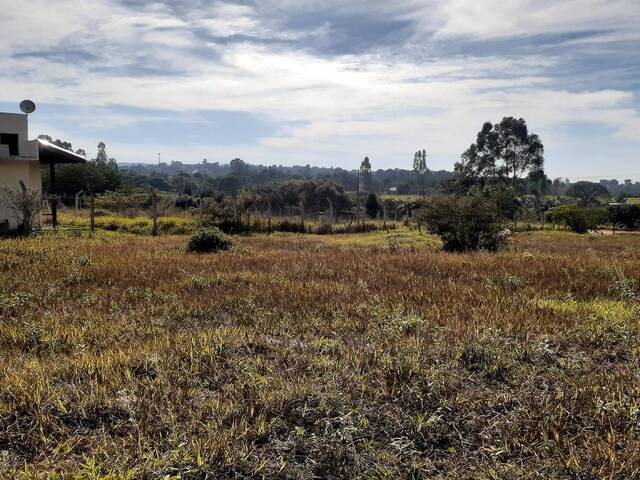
xmin=1 ymin=230 xmax=640 ymax=478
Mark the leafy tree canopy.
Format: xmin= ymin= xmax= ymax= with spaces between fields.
xmin=456 ymin=117 xmax=544 ymax=187
xmin=565 ymin=181 xmax=610 ymax=206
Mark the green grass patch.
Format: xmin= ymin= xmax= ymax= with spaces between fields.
xmin=61 ymin=215 xmax=199 ymax=235
xmin=327 ymin=227 xmax=440 ymax=250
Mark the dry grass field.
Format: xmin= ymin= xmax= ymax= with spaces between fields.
xmin=1 ymin=229 xmax=640 ymax=478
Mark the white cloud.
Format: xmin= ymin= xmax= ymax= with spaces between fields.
xmin=0 ymin=0 xmax=638 ymax=178
xmin=432 ymin=0 xmax=640 ymax=40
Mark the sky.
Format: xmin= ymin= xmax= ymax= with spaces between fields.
xmin=1 ymin=0 xmax=639 ymax=180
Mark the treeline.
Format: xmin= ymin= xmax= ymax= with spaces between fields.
xmin=550 ymin=178 xmax=640 ymax=198
xmin=119 ymin=159 xmax=454 ymax=196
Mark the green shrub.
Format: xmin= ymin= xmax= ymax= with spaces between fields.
xmin=546 ymin=205 xmax=608 ymax=234
xmin=416 ymin=195 xmax=507 ymax=252
xmin=607 ymin=204 xmax=640 ymax=230
xmin=187 ymin=228 xmax=232 ymax=253
xmin=315 ymin=223 xmax=333 ymax=235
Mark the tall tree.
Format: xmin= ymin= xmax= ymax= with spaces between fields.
xmin=230 ymin=158 xmax=249 ymax=177
xmin=456 ymin=117 xmax=544 ymax=187
xmin=360 ymin=156 xmax=372 ymax=192
xmin=413 ymin=149 xmax=427 ymax=175
xmin=96 ymin=142 xmax=109 ymax=163
xmin=566 ymin=181 xmax=610 ymax=206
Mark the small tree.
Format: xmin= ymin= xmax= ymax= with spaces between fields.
xmin=546 ymin=205 xmax=608 ymax=234
xmin=416 ymin=195 xmax=507 ymax=252
xmin=365 ymin=193 xmax=380 ymax=218
xmin=565 ymin=181 xmax=609 ymax=207
xmin=0 ymin=187 xmax=44 ymax=235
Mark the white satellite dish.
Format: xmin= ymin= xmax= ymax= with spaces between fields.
xmin=20 ymin=99 xmax=36 ymax=114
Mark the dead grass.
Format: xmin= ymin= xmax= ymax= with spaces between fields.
xmin=1 ymin=230 xmax=640 ymax=478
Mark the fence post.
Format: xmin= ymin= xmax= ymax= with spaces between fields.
xmin=268 ymin=200 xmax=272 ymax=234
xmin=299 ymin=201 xmax=305 ymax=232
xmin=383 ymin=203 xmax=387 ymax=229
xmin=327 ymin=197 xmax=334 ymax=233
xmin=49 ymin=163 xmax=58 ymax=229
xmin=75 ymin=192 xmax=81 ymax=217
xmin=151 ymin=191 xmax=158 ymax=236
xmin=90 ymin=193 xmax=95 ymax=233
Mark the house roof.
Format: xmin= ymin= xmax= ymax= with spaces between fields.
xmin=37 ymin=139 xmax=87 ymax=164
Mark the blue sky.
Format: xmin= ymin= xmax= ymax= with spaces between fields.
xmin=1 ymin=0 xmax=639 ymax=180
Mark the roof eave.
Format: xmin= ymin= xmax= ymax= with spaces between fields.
xmin=37 ymin=138 xmax=87 ymax=164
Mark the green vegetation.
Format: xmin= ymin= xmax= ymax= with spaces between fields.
xmin=416 ymin=195 xmax=508 ymax=251
xmin=379 ymin=194 xmax=424 ymax=202
xmin=2 ymin=217 xmax=640 ymax=478
xmin=187 ymin=228 xmax=233 ymax=253
xmin=62 ymin=214 xmax=198 ymax=235
xmin=546 ymin=205 xmax=608 ymax=233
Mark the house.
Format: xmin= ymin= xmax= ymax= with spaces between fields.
xmin=0 ymin=110 xmax=85 ymax=231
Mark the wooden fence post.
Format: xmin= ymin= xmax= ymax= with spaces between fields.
xmin=90 ymin=193 xmax=95 ymax=233
xmin=151 ymin=191 xmax=158 ymax=236
xmin=383 ymin=203 xmax=387 ymax=229
xmin=75 ymin=192 xmax=81 ymax=218
xmin=233 ymin=201 xmax=238 ymax=226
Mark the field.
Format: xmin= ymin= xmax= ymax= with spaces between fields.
xmin=1 ymin=229 xmax=640 ymax=478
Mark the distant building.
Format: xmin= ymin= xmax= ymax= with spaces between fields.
xmin=0 ymin=111 xmax=85 ymax=231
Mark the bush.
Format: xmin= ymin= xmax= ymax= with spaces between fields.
xmin=607 ymin=204 xmax=640 ymax=230
xmin=315 ymin=223 xmax=333 ymax=235
xmin=416 ymin=195 xmax=507 ymax=252
xmin=186 ymin=228 xmax=232 ymax=253
xmin=546 ymin=205 xmax=608 ymax=234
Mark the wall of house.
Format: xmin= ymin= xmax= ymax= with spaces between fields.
xmin=0 ymin=113 xmax=28 ymax=149
xmin=0 ymin=159 xmax=42 ymax=230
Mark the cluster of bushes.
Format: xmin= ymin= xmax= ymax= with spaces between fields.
xmin=414 ymin=195 xmax=639 ymax=253
xmin=546 ymin=204 xmax=640 ymax=233
xmin=546 ymin=205 xmax=607 ymax=234
xmin=608 ymin=204 xmax=640 ymax=229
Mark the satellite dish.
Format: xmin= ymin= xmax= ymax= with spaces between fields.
xmin=20 ymin=99 xmax=36 ymax=114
